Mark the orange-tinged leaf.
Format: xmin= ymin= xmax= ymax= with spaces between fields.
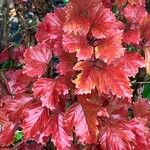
xmin=128 ymin=0 xmax=145 ymax=6
xmin=113 ymin=52 xmax=145 ymax=77
xmin=144 ymin=44 xmax=150 ymax=75
xmin=73 ymin=60 xmax=132 ymax=97
xmin=140 ymin=14 xmax=150 ymax=41
xmin=95 ymin=30 xmax=125 ymax=64
xmin=90 ymin=7 xmax=119 ymax=39
xmin=63 ymin=32 xmax=93 ymax=61
xmin=64 ymin=0 xmax=100 ymax=34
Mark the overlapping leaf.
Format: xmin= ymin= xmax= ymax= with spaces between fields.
xmin=113 ymin=52 xmax=145 ymax=77
xmin=123 ymin=4 xmax=146 ymax=25
xmin=63 ymin=32 xmax=93 ymax=61
xmin=5 ymin=70 xmax=31 ymax=95
xmin=20 ymin=102 xmax=49 ymax=141
xmin=36 ymin=8 xmax=66 ymax=42
xmin=99 ymin=118 xmax=149 ymax=150
xmin=95 ymin=30 xmax=125 ymax=64
xmin=73 ymin=60 xmax=132 ymax=97
xmin=33 ymin=77 xmax=69 ymax=110
xmin=64 ymin=95 xmax=100 ymax=144
xmin=23 ymin=42 xmax=52 ymax=77
xmin=38 ymin=112 xmax=72 ymax=150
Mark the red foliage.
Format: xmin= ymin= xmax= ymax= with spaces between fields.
xmin=0 ymin=0 xmax=150 ymax=149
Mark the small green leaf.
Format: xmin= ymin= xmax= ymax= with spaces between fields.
xmin=143 ymin=84 xmax=150 ymax=100
xmin=1 ymin=61 xmax=13 ymax=69
xmin=63 ymin=0 xmax=69 ymax=4
xmin=13 ymin=130 xmax=24 ymax=143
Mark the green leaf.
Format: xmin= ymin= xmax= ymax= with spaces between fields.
xmin=63 ymin=0 xmax=69 ymax=4
xmin=1 ymin=60 xmax=14 ymax=69
xmin=143 ymin=84 xmax=150 ymax=100
xmin=13 ymin=130 xmax=24 ymax=143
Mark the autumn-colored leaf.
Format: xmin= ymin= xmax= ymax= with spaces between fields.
xmin=36 ymin=8 xmax=66 ymax=42
xmin=123 ymin=29 xmax=141 ymax=44
xmin=39 ymin=112 xmax=72 ymax=150
xmin=5 ymin=70 xmax=31 ymax=95
xmin=140 ymin=14 xmax=150 ymax=41
xmin=144 ymin=43 xmax=150 ymax=75
xmin=57 ymin=52 xmax=77 ymax=75
xmin=73 ymin=60 xmax=132 ymax=97
xmin=115 ymin=0 xmax=127 ymax=6
xmin=90 ymin=7 xmax=119 ymax=39
xmin=64 ymin=0 xmax=100 ymax=34
xmin=133 ymin=99 xmax=149 ymax=117
xmin=23 ymin=42 xmax=52 ymax=77
xmin=128 ymin=0 xmax=145 ymax=6
xmin=0 ymin=122 xmax=16 ymax=147
xmin=63 ymin=32 xmax=93 ymax=61
xmin=123 ymin=4 xmax=146 ymax=25
xmin=20 ymin=102 xmax=49 ymax=141
xmin=64 ymin=95 xmax=101 ymax=144
xmin=113 ymin=52 xmax=145 ymax=77
xmin=95 ymin=30 xmax=125 ymax=64
xmin=33 ymin=77 xmax=69 ymax=110
xmin=1 ymin=94 xmax=32 ymax=123
xmin=99 ymin=118 xmax=149 ymax=150
xmin=0 ymin=49 xmax=9 ymax=64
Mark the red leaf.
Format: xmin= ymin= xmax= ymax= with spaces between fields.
xmin=99 ymin=118 xmax=149 ymax=150
xmin=23 ymin=42 xmax=52 ymax=77
xmin=36 ymin=8 xmax=66 ymax=42
xmin=1 ymin=94 xmax=32 ymax=123
xmin=20 ymin=102 xmax=49 ymax=141
xmin=90 ymin=7 xmax=120 ymax=39
xmin=140 ymin=14 xmax=150 ymax=41
xmin=19 ymin=142 xmax=44 ymax=150
xmin=12 ymin=44 xmax=25 ymax=61
xmin=63 ymin=32 xmax=93 ymax=61
xmin=132 ymin=99 xmax=150 ymax=125
xmin=5 ymin=70 xmax=31 ymax=95
xmin=125 ymin=118 xmax=150 ymax=150
xmin=115 ymin=0 xmax=127 ymax=6
xmin=39 ymin=112 xmax=72 ymax=150
xmin=0 ymin=49 xmax=9 ymax=64
xmin=123 ymin=29 xmax=141 ymax=44
xmin=73 ymin=60 xmax=132 ymax=97
xmin=114 ymin=52 xmax=145 ymax=77
xmin=128 ymin=0 xmax=145 ymax=6
xmin=33 ymin=77 xmax=69 ymax=110
xmin=123 ymin=4 xmax=146 ymax=25
xmin=95 ymin=30 xmax=125 ymax=64
xmin=57 ymin=52 xmax=77 ymax=75
xmin=64 ymin=96 xmax=100 ymax=144
xmin=64 ymin=0 xmax=100 ymax=35
xmin=0 ymin=122 xmax=16 ymax=147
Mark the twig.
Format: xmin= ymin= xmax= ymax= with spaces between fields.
xmin=131 ymin=81 xmax=150 ymax=85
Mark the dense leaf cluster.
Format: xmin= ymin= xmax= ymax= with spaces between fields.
xmin=0 ymin=0 xmax=150 ymax=149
